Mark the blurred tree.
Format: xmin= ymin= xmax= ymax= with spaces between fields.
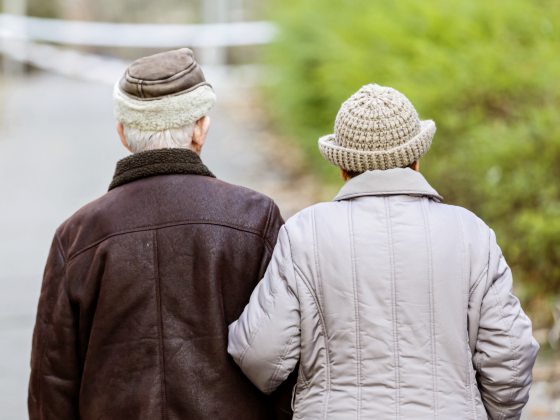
xmin=27 ymin=0 xmax=61 ymax=18
xmin=266 ymin=0 xmax=560 ymax=324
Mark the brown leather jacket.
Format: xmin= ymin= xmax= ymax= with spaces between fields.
xmin=29 ymin=149 xmax=293 ymax=419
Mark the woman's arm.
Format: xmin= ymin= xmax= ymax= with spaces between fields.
xmin=228 ymin=226 xmax=301 ymax=394
xmin=470 ymin=229 xmax=539 ymax=420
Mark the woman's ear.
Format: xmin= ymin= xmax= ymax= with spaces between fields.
xmin=410 ymin=160 xmax=420 ymax=171
xmin=192 ymin=116 xmax=211 ymax=154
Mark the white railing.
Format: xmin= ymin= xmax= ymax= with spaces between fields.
xmin=0 ymin=13 xmax=277 ymax=81
xmin=0 ymin=14 xmax=277 ymax=48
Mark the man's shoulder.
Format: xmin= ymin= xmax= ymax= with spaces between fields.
xmin=206 ymin=177 xmax=277 ymax=206
xmin=55 ymin=175 xmax=280 ymax=260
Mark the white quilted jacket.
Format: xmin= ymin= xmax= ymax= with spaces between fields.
xmin=228 ymin=168 xmax=539 ymax=420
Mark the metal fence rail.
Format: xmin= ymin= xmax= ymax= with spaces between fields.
xmin=0 ymin=13 xmax=277 ymax=48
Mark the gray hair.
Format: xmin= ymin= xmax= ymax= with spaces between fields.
xmin=123 ymin=124 xmax=195 ymax=153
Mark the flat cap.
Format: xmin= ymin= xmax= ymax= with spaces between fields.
xmin=113 ymin=48 xmax=216 ymax=131
xmin=119 ymin=48 xmax=210 ymax=100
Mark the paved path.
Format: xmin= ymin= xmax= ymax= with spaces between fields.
xmin=0 ymin=72 xmax=557 ymax=419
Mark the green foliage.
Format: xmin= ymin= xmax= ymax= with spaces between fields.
xmin=266 ymin=0 xmax=560 ymax=317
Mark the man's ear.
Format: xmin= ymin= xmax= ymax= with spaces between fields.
xmin=192 ymin=116 xmax=210 ymax=154
xmin=117 ymin=122 xmax=131 ymax=152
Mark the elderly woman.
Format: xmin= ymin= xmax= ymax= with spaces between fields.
xmin=228 ymin=84 xmax=538 ymax=419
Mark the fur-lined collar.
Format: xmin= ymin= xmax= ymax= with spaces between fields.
xmin=109 ymin=148 xmax=215 ymax=190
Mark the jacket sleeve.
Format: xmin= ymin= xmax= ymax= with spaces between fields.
xmin=469 ymin=229 xmax=539 ymax=420
xmin=260 ymin=202 xmax=298 ymax=419
xmin=228 ymin=226 xmax=300 ymax=394
xmin=28 ymin=234 xmax=80 ymax=419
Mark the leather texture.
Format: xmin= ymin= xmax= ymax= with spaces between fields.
xmin=29 ymin=149 xmax=291 ymax=420
xmin=229 ymin=168 xmax=539 ymax=420
xmin=119 ymin=48 xmax=210 ymax=100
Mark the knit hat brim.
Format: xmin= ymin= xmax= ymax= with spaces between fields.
xmin=318 ymin=119 xmax=436 ymax=172
xmin=113 ymin=83 xmax=216 ymax=131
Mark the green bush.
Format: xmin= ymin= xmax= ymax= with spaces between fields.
xmin=266 ymin=0 xmax=560 ymax=322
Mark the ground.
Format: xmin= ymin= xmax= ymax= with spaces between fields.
xmin=0 ymin=72 xmax=557 ymax=419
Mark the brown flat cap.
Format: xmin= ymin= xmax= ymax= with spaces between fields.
xmin=113 ymin=48 xmax=216 ymax=131
xmin=119 ymin=48 xmax=211 ymax=100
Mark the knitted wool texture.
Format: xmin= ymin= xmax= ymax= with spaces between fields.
xmin=113 ymin=84 xmax=216 ymax=131
xmin=318 ymin=84 xmax=436 ymax=172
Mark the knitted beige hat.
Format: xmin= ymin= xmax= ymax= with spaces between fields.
xmin=318 ymin=84 xmax=436 ymax=172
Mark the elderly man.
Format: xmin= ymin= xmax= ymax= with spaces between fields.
xmin=28 ymin=48 xmax=292 ymax=419
xmin=228 ymin=84 xmax=539 ymax=419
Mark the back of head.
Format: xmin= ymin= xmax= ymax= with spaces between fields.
xmin=113 ymin=48 xmax=216 ymax=153
xmin=318 ymin=84 xmax=435 ymax=173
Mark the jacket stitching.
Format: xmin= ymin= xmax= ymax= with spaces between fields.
xmin=469 ymin=267 xmax=489 ymax=299
xmin=488 ymin=252 xmax=520 ymax=420
xmin=65 ymin=220 xmax=272 ymax=261
xmin=385 ymin=197 xmax=400 ymax=419
xmin=37 ymin=234 xmax=67 ymax=417
xmin=55 ymin=232 xmax=68 ymax=262
xmin=455 ymin=209 xmax=477 ymax=420
xmin=237 ymin=228 xmax=289 ymax=366
xmin=284 ymin=229 xmax=309 ymax=388
xmin=237 ymin=287 xmax=274 ymax=366
xmin=293 ymin=265 xmax=328 ymax=391
xmin=335 ymin=190 xmax=442 ymax=202
xmin=421 ymin=199 xmax=439 ymax=417
xmin=152 ymin=231 xmax=168 ymax=420
xmin=262 ymin=199 xmax=275 ymax=251
xmin=348 ymin=201 xmax=362 ymax=419
xmin=266 ymin=334 xmax=296 ymax=394
xmin=311 ymin=208 xmax=330 ymax=420
xmin=483 ymin=230 xmax=500 ymax=419
xmin=264 ymin=227 xmax=300 ymax=393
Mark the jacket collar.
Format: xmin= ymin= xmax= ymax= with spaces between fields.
xmin=109 ymin=148 xmax=215 ymax=190
xmin=334 ymin=168 xmax=443 ymax=202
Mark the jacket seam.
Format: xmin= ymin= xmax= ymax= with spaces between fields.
xmin=238 ymin=228 xmax=289 ymax=366
xmin=55 ymin=232 xmax=68 ymax=262
xmin=488 ymin=251 xmax=520 ymax=420
xmin=385 ymin=197 xmax=400 ymax=419
xmin=469 ymin=268 xmax=489 ymax=299
xmin=455 ymin=209 xmax=477 ymax=420
xmin=293 ymin=265 xmax=328 ymax=390
xmin=311 ymin=208 xmax=330 ymax=420
xmin=348 ymin=201 xmax=362 ymax=419
xmin=264 ymin=226 xmax=300 ymax=393
xmin=284 ymin=230 xmax=310 ymax=389
xmin=266 ymin=334 xmax=297 ymax=394
xmin=421 ymin=199 xmax=439 ymax=418
xmin=262 ymin=199 xmax=275 ymax=251
xmin=65 ymin=220 xmax=270 ymax=262
xmin=37 ymin=233 xmax=67 ymax=417
xmin=152 ymin=231 xmax=168 ymax=420
xmin=335 ymin=190 xmax=442 ymax=201
xmin=238 ymin=296 xmax=274 ymax=367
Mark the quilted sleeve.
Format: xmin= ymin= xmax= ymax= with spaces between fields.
xmin=228 ymin=226 xmax=300 ymax=394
